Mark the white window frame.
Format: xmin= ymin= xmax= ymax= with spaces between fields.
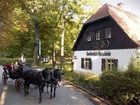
xmin=96 ymin=31 xmax=100 ymax=40
xmin=87 ymin=35 xmax=92 ymax=42
xmin=105 ymin=27 xmax=111 ymax=39
xmin=81 ymin=58 xmax=92 ymax=70
xmin=102 ymin=58 xmax=118 ymax=71
xmin=105 ymin=59 xmax=114 ymax=70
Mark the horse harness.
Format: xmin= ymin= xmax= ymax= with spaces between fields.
xmin=40 ymin=71 xmax=46 ymax=82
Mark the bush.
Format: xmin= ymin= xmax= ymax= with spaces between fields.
xmin=63 ymin=63 xmax=73 ymax=72
xmin=64 ymin=69 xmax=100 ymax=94
xmin=63 ymin=58 xmax=140 ymax=105
xmin=100 ymin=69 xmax=140 ymax=105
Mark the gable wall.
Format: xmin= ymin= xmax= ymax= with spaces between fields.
xmin=74 ymin=17 xmax=139 ymax=51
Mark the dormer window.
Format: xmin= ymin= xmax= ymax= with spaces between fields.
xmin=105 ymin=27 xmax=111 ymax=38
xmin=96 ymin=31 xmax=100 ymax=40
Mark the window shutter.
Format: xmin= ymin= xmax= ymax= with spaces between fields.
xmin=113 ymin=59 xmax=118 ymax=69
xmin=89 ymin=58 xmax=92 ymax=69
xmin=102 ymin=59 xmax=105 ymax=71
xmin=81 ymin=58 xmax=84 ymax=68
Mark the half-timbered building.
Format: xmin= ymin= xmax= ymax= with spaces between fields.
xmin=73 ymin=3 xmax=140 ymax=75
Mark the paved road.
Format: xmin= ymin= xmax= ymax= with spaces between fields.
xmin=0 ymin=65 xmax=95 ymax=105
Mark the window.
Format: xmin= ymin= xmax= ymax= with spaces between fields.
xmin=102 ymin=59 xmax=118 ymax=71
xmin=86 ymin=35 xmax=92 ymax=41
xmin=96 ymin=31 xmax=100 ymax=40
xmin=85 ymin=31 xmax=92 ymax=42
xmin=105 ymin=27 xmax=111 ymax=38
xmin=81 ymin=58 xmax=92 ymax=70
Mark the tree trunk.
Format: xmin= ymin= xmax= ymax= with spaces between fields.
xmin=34 ymin=20 xmax=40 ymax=66
xmin=52 ymin=43 xmax=56 ymax=68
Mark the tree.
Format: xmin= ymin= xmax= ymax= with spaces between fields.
xmin=0 ymin=0 xmax=17 ymax=51
xmin=1 ymin=0 xmax=101 ymax=64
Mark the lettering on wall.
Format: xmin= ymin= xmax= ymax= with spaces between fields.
xmin=86 ymin=51 xmax=111 ymax=56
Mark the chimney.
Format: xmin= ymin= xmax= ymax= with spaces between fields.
xmin=117 ymin=3 xmax=124 ymax=9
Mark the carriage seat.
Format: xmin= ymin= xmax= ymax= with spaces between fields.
xmin=3 ymin=64 xmax=20 ymax=73
xmin=3 ymin=64 xmax=12 ymax=73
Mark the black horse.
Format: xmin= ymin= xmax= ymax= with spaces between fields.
xmin=22 ymin=68 xmax=50 ymax=103
xmin=45 ymin=68 xmax=62 ymax=99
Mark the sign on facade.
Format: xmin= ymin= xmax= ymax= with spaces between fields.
xmin=86 ymin=51 xmax=111 ymax=56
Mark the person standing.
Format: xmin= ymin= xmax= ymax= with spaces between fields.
xmin=20 ymin=53 xmax=26 ymax=63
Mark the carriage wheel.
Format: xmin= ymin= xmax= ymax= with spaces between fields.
xmin=15 ymin=79 xmax=21 ymax=92
xmin=2 ymin=72 xmax=8 ymax=85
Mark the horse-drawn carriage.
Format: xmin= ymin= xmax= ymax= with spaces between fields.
xmin=2 ymin=64 xmax=23 ymax=91
xmin=2 ymin=63 xmax=63 ymax=103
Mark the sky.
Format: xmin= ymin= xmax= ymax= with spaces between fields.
xmin=102 ymin=0 xmax=140 ymax=16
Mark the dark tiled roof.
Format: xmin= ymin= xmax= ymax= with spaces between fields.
xmin=85 ymin=3 xmax=140 ymax=46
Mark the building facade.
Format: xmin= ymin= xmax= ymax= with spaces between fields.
xmin=73 ymin=4 xmax=140 ymax=75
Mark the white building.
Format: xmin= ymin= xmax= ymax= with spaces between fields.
xmin=72 ymin=4 xmax=140 ymax=75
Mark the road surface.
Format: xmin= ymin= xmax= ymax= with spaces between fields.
xmin=0 ymin=65 xmax=95 ymax=105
